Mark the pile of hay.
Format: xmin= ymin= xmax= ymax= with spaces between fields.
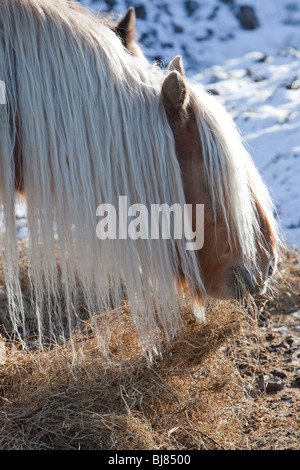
xmin=0 ymin=245 xmax=299 ymax=450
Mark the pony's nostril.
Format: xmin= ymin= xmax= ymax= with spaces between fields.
xmin=267 ymin=254 xmax=277 ymax=278
xmin=268 ymin=261 xmax=274 ymax=277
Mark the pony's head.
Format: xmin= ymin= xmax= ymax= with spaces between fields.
xmin=161 ymin=56 xmax=278 ymax=301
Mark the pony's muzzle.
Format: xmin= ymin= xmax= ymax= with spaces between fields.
xmin=231 ymin=266 xmax=261 ymax=297
xmin=229 ymin=255 xmax=276 ymax=298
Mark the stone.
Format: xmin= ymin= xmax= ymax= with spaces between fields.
xmin=237 ymin=6 xmax=259 ymax=30
xmin=135 ymin=5 xmax=147 ymax=20
xmin=257 ymin=374 xmax=269 ymax=392
xmin=293 ymin=376 xmax=300 ymax=387
xmin=184 ymin=0 xmax=200 ymax=17
xmin=103 ymin=0 xmax=117 ymax=9
xmin=257 ymin=374 xmax=285 ymax=393
xmin=272 ymin=370 xmax=287 ymax=379
xmin=266 ymin=377 xmax=285 ymax=393
xmin=173 ymin=24 xmax=184 ymax=34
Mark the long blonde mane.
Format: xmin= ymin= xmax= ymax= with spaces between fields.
xmin=0 ymin=0 xmax=279 ymax=358
xmin=188 ymin=84 xmax=279 ymax=264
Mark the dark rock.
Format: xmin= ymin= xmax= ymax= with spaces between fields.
xmin=196 ymin=28 xmax=214 ymax=41
xmin=286 ymin=335 xmax=296 ymax=345
xmin=266 ymin=377 xmax=285 ymax=393
xmin=257 ymin=374 xmax=285 ymax=393
xmin=208 ymin=6 xmax=219 ymax=21
xmin=256 ymin=54 xmax=268 ymax=63
xmin=184 ymin=0 xmax=200 ymax=17
xmin=254 ymin=76 xmax=267 ymax=83
xmin=207 ymin=88 xmax=220 ymax=96
xmin=134 ymin=5 xmax=147 ymax=20
xmin=173 ymin=24 xmax=184 ymax=34
xmin=272 ymin=370 xmax=287 ymax=379
xmin=237 ymin=6 xmax=259 ymax=30
xmin=293 ymin=376 xmax=300 ymax=387
xmin=102 ymin=0 xmax=117 ymax=9
xmin=140 ymin=30 xmax=156 ymax=47
xmin=266 ymin=333 xmax=275 ymax=341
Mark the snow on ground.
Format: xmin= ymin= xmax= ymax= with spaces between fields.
xmin=196 ymin=48 xmax=300 ymax=247
xmin=15 ymin=0 xmax=300 ymax=248
xmin=83 ymin=0 xmax=300 ymax=72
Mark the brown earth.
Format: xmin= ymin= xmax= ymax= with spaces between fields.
xmin=0 ymin=247 xmax=299 ymax=450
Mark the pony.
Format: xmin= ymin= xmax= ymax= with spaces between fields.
xmin=0 ymin=0 xmax=279 ymax=359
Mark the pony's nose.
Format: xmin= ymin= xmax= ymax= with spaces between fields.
xmin=229 ymin=266 xmax=263 ymax=297
xmin=237 ymin=267 xmax=261 ymax=295
xmin=230 ymin=254 xmax=277 ymax=297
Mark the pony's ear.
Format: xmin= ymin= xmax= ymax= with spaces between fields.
xmin=168 ymin=55 xmax=185 ymax=77
xmin=161 ymin=70 xmax=189 ymax=125
xmin=115 ymin=7 xmax=136 ymax=47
